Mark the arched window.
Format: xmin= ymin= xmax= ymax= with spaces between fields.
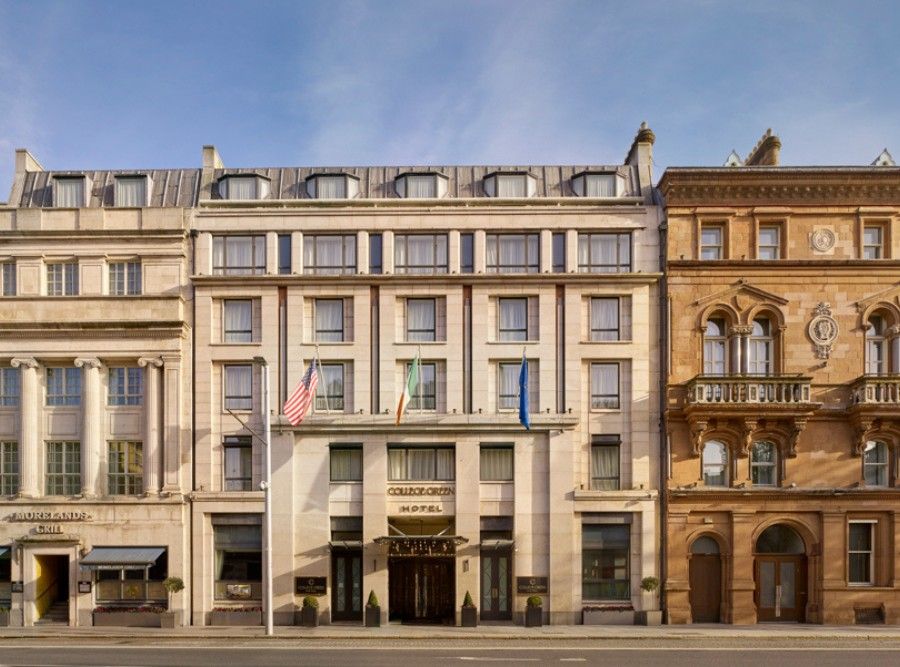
xmin=690 ymin=535 xmax=720 ymax=554
xmin=865 ymin=315 xmax=886 ymax=375
xmin=750 ymin=441 xmax=777 ymax=487
xmin=703 ymin=318 xmax=727 ymax=376
xmin=702 ymin=441 xmax=728 ymax=487
xmin=748 ymin=318 xmax=773 ymax=376
xmin=863 ymin=441 xmax=889 ymax=487
xmin=756 ymin=524 xmax=805 ymax=554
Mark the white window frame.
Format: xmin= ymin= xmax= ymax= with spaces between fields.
xmin=847 ymin=520 xmax=876 ymax=586
xmin=108 ymin=260 xmax=142 ymax=296
xmin=862 ymin=441 xmax=889 ymax=487
xmin=53 ymin=176 xmax=86 ymax=208
xmin=863 ymin=225 xmax=884 ymax=260
xmin=46 ymin=261 xmax=79 ymax=296
xmin=758 ymin=225 xmax=781 ymax=260
xmin=114 ymin=176 xmax=149 ymax=207
xmin=700 ymin=225 xmax=724 ymax=260
xmin=108 ymin=367 xmax=143 ymax=406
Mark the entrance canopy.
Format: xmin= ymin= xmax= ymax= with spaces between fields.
xmin=0 ymin=546 xmax=9 ymax=560
xmin=375 ymin=535 xmax=468 ymax=558
xmin=80 ymin=547 xmax=165 ymax=569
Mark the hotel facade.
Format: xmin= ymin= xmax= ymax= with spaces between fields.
xmin=1 ymin=126 xmax=663 ymax=626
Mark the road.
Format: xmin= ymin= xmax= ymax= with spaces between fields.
xmin=0 ymin=639 xmax=898 ymax=667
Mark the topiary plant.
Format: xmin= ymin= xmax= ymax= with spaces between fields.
xmin=640 ymin=576 xmax=660 ymax=593
xmin=366 ymin=590 xmax=379 ymax=608
xmin=163 ymin=576 xmax=185 ymax=613
xmin=526 ymin=595 xmax=543 ymax=608
xmin=462 ymin=591 xmax=475 ymax=607
xmin=302 ymin=595 xmax=319 ymax=608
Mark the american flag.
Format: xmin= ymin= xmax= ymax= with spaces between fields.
xmin=283 ymin=359 xmax=318 ymax=426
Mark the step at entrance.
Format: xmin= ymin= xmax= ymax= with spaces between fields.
xmin=35 ymin=601 xmax=69 ymax=625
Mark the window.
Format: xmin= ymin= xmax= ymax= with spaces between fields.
xmin=406 ymin=298 xmax=436 ymax=342
xmin=750 ymin=441 xmax=777 ymax=487
xmin=700 ymin=225 xmax=723 ymax=260
xmin=590 ymin=435 xmax=620 ymax=490
xmin=95 ymin=550 xmax=167 ymax=603
xmin=303 ymin=235 xmax=356 ymax=275
xmin=108 ymin=441 xmax=143 ymax=495
xmin=552 ymin=233 xmax=566 ymax=272
xmin=865 ymin=315 xmax=886 ymax=375
xmin=388 ymin=446 xmax=454 ymax=481
xmin=0 ymin=368 xmax=20 ymax=407
xmin=702 ymin=441 xmax=728 ymax=487
xmin=46 ymin=441 xmax=81 ymax=495
xmin=223 ymin=436 xmax=252 ymax=491
xmin=405 ymin=361 xmax=436 ymax=410
xmin=54 ymin=177 xmax=85 ymax=207
xmin=460 ymin=233 xmax=474 ymax=273
xmin=498 ymin=298 xmax=528 ymax=341
xmin=397 ymin=173 xmax=438 ymax=198
xmin=223 ymin=365 xmax=252 ymax=411
xmin=863 ymin=441 xmax=888 ymax=487
xmin=582 ymin=524 xmax=629 ymax=600
xmin=480 ymin=445 xmax=513 ymax=481
xmin=0 ymin=441 xmax=18 ymax=496
xmin=224 ymin=300 xmax=253 ymax=343
xmin=863 ymin=226 xmax=883 ymax=259
xmin=590 ymin=363 xmax=619 ymax=409
xmin=394 ymin=234 xmax=448 ymax=274
xmin=486 ymin=234 xmax=539 ymax=273
xmin=577 ymin=233 xmax=631 ymax=273
xmin=1 ymin=262 xmax=15 ymax=296
xmin=369 ymin=233 xmax=383 ymax=275
xmin=590 ymin=298 xmax=620 ymax=341
xmin=330 ymin=446 xmax=362 ymax=482
xmin=47 ymin=367 xmax=81 ymax=406
xmin=47 ymin=262 xmax=78 ymax=296
xmin=114 ymin=176 xmax=147 ymax=207
xmin=748 ymin=318 xmax=773 ymax=376
xmin=315 ymin=299 xmax=345 ymax=342
xmin=212 ymin=236 xmax=266 ymax=275
xmin=307 ymin=174 xmax=356 ymax=199
xmin=108 ymin=367 xmax=143 ymax=406
xmin=483 ymin=173 xmax=530 ymax=198
xmin=214 ymin=520 xmax=262 ymax=600
xmin=278 ymin=234 xmax=291 ymax=274
xmin=219 ymin=176 xmax=264 ymax=200
xmin=498 ymin=361 xmax=537 ymax=411
xmin=584 ymin=173 xmax=616 ymax=197
xmin=848 ymin=522 xmax=874 ymax=585
xmin=703 ymin=318 xmax=727 ymax=375
xmin=315 ymin=363 xmax=345 ymax=411
xmin=758 ymin=225 xmax=781 ymax=260
xmin=109 ymin=261 xmax=142 ymax=295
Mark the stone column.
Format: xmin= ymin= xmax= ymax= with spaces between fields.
xmin=565 ymin=229 xmax=578 ymax=273
xmin=889 ymin=326 xmax=900 ymax=374
xmin=382 ymin=231 xmax=394 ymax=274
xmin=11 ymin=358 xmax=39 ymax=497
xmin=138 ymin=357 xmax=163 ymax=495
xmin=448 ymin=230 xmax=460 ymax=274
xmin=74 ymin=357 xmax=102 ymax=497
xmin=473 ymin=230 xmax=486 ymax=273
xmin=539 ymin=229 xmax=552 ymax=273
xmin=291 ymin=231 xmax=304 ymax=275
xmin=265 ymin=231 xmax=278 ymax=275
xmin=729 ymin=511 xmax=757 ymax=623
xmin=356 ymin=230 xmax=369 ymax=274
xmin=161 ymin=355 xmax=182 ymax=494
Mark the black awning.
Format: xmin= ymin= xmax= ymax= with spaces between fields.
xmin=479 ymin=539 xmax=515 ymax=549
xmin=328 ymin=540 xmax=363 ymax=550
xmin=80 ymin=547 xmax=164 ymax=569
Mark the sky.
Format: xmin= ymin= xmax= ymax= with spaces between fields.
xmin=1 ymin=0 xmax=898 ymax=197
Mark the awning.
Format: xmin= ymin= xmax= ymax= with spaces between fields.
xmin=374 ymin=535 xmax=468 ymax=545
xmin=329 ymin=540 xmax=364 ymax=550
xmin=0 ymin=546 xmax=9 ymax=560
xmin=80 ymin=547 xmax=164 ymax=569
xmin=479 ymin=539 xmax=514 ymax=549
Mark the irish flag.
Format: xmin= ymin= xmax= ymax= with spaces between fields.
xmin=395 ymin=352 xmax=420 ymax=425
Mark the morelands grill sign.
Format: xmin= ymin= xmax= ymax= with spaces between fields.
xmin=6 ymin=511 xmax=92 ymax=535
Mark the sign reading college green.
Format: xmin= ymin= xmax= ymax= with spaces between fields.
xmin=516 ymin=576 xmax=548 ymax=594
xmin=295 ymin=576 xmax=327 ymax=596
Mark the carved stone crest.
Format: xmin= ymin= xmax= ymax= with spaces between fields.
xmin=808 ymin=302 xmax=838 ymax=359
xmin=810 ymin=228 xmax=836 ymax=252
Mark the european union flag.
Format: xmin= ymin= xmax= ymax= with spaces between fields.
xmin=518 ymin=352 xmax=530 ymax=430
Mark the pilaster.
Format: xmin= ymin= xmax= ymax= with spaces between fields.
xmin=75 ymin=357 xmax=102 ymax=497
xmin=11 ymin=358 xmax=39 ymax=497
xmin=138 ymin=357 xmax=163 ymax=495
xmin=161 ymin=355 xmax=182 ymax=494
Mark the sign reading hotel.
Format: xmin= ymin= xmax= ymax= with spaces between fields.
xmin=386 ymin=485 xmax=454 ymax=516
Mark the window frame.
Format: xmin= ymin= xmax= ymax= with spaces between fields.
xmin=577 ymin=233 xmax=632 ymax=273
xmin=46 ymin=261 xmax=79 ymax=296
xmin=701 ymin=440 xmax=729 ymax=487
xmin=108 ymin=260 xmax=142 ymax=296
xmin=865 ymin=315 xmax=887 ymax=375
xmin=223 ymin=436 xmax=253 ymax=491
xmin=108 ymin=366 xmax=143 ymax=406
xmin=700 ymin=225 xmax=724 ymax=260
xmin=590 ymin=435 xmax=620 ymax=490
xmin=460 ymin=233 xmax=474 ymax=273
xmin=485 ymin=233 xmax=540 ymax=274
xmin=479 ymin=445 xmax=514 ymax=482
xmin=589 ymin=362 xmax=620 ymax=410
xmin=590 ymin=297 xmax=620 ymax=342
xmin=1 ymin=261 xmax=16 ymax=297
xmin=212 ymin=235 xmax=266 ymax=276
xmin=394 ymin=234 xmax=449 ymax=274
xmin=847 ymin=520 xmax=875 ymax=586
xmin=223 ymin=364 xmax=253 ymax=412
xmin=863 ymin=225 xmax=884 ymax=260
xmin=277 ymin=234 xmax=292 ymax=275
xmin=46 ymin=367 xmax=81 ymax=407
xmin=330 ymin=445 xmax=363 ymax=482
xmin=405 ymin=361 xmax=437 ymax=411
xmin=45 ymin=441 xmax=81 ymax=496
xmin=581 ymin=523 xmax=630 ymax=602
xmin=107 ymin=440 xmax=143 ymax=495
xmin=387 ymin=445 xmax=455 ymax=481
xmin=406 ymin=298 xmax=437 ymax=343
xmin=315 ymin=362 xmax=346 ymax=412
xmin=53 ymin=176 xmax=86 ymax=208
xmin=757 ymin=224 xmax=782 ymax=260
xmin=314 ymin=298 xmax=345 ymax=343
xmin=113 ymin=175 xmax=148 ymax=207
xmin=0 ymin=368 xmax=20 ymax=407
xmin=369 ymin=233 xmax=383 ymax=275
xmin=223 ymin=299 xmax=254 ymax=343
xmin=750 ymin=441 xmax=778 ymax=487
xmin=703 ymin=317 xmax=728 ymax=376
xmin=748 ymin=318 xmax=774 ymax=376
xmin=0 ymin=440 xmax=19 ymax=496
xmin=497 ymin=297 xmax=529 ymax=342
xmin=303 ymin=235 xmax=357 ymax=275
xmin=862 ymin=441 xmax=889 ymax=487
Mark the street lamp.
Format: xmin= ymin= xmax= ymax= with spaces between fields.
xmin=253 ymin=356 xmax=273 ymax=637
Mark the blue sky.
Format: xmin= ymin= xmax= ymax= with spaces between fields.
xmin=1 ymin=0 xmax=898 ymax=196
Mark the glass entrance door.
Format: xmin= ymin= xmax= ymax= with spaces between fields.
xmin=480 ymin=549 xmax=512 ymax=621
xmin=755 ymin=556 xmax=806 ymax=622
xmin=331 ymin=550 xmax=362 ymax=621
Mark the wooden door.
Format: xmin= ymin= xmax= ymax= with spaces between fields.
xmin=480 ymin=549 xmax=512 ymax=621
xmin=331 ymin=550 xmax=362 ymax=621
xmin=755 ymin=556 xmax=807 ymax=622
xmin=689 ymin=554 xmax=721 ymax=622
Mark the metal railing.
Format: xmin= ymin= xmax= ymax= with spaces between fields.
xmin=851 ymin=375 xmax=900 ymax=404
xmin=686 ymin=375 xmax=812 ymax=405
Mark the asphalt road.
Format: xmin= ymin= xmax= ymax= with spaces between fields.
xmin=0 ymin=641 xmax=898 ymax=667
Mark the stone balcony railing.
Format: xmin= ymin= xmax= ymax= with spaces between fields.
xmin=851 ymin=375 xmax=900 ymax=404
xmin=686 ymin=375 xmax=813 ymax=406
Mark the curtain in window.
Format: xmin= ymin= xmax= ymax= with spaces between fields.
xmin=585 ymin=174 xmax=615 ymax=197
xmin=408 ymin=449 xmax=434 ymax=480
xmin=108 ymin=368 xmax=123 ymax=400
xmin=577 ymin=236 xmax=590 ymax=266
xmin=331 ymin=450 xmax=351 ymax=480
xmin=316 ymin=300 xmax=344 ymax=341
xmin=227 ymin=177 xmax=256 ymax=200
xmin=481 ymin=448 xmax=512 ymax=481
xmin=406 ymin=175 xmax=435 ymax=198
xmin=497 ymin=175 xmax=525 ymax=197
xmin=388 ymin=449 xmax=406 ymax=480
xmin=436 ymin=449 xmax=454 ymax=479
xmin=225 ymin=301 xmax=252 ymax=339
xmin=116 ymin=178 xmax=146 ymax=206
xmin=591 ymin=298 xmax=619 ymax=341
xmin=591 ymin=364 xmax=618 ymax=407
xmin=591 ymin=446 xmax=619 ymax=489
xmin=407 ymin=236 xmax=434 ymax=268
xmin=499 ymin=299 xmax=527 ymax=340
xmin=224 ymin=447 xmax=249 ymax=482
xmin=593 ymin=235 xmax=616 ymax=268
xmin=225 ymin=366 xmax=251 ymax=405
xmin=407 ymin=299 xmax=435 ymax=340
xmin=499 ymin=364 xmax=519 ymax=408
xmin=318 ymin=237 xmax=342 ymax=268
xmin=213 ymin=238 xmax=225 ymax=270
xmin=317 ymin=176 xmax=346 ymax=199
xmin=56 ymin=179 xmax=84 ymax=207
xmin=226 ymin=238 xmax=253 ymax=272
xmin=499 ymin=236 xmax=525 ymax=267
xmin=486 ymin=237 xmax=498 ymax=268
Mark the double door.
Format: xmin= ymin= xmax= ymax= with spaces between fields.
xmin=331 ymin=550 xmax=362 ymax=621
xmin=480 ymin=549 xmax=512 ymax=621
xmin=755 ymin=556 xmax=807 ymax=622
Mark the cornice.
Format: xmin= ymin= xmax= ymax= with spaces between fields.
xmin=667 ymin=488 xmax=900 ymax=502
xmin=191 ymin=273 xmax=663 ymax=287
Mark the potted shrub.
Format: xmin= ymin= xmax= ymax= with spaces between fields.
xmin=460 ymin=591 xmax=477 ymax=627
xmin=0 ymin=605 xmax=9 ymax=627
xmin=161 ymin=576 xmax=184 ymax=629
xmin=364 ymin=590 xmax=380 ymax=627
xmin=636 ymin=576 xmax=662 ymax=626
xmin=92 ymin=605 xmax=165 ymax=627
xmin=300 ymin=595 xmax=319 ymax=627
xmin=525 ymin=595 xmax=543 ymax=627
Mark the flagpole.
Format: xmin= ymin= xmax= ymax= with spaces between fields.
xmin=316 ymin=344 xmax=329 ymax=412
xmin=253 ymin=356 xmax=273 ymax=637
xmin=417 ymin=345 xmax=422 ymax=414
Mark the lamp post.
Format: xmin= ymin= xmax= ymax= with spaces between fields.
xmin=254 ymin=356 xmax=273 ymax=637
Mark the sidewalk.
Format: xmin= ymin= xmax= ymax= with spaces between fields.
xmin=2 ymin=623 xmax=900 ymax=641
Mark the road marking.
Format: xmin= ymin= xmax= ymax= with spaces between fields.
xmin=459 ymin=659 xmax=540 ymax=663
xmin=0 ymin=644 xmax=899 ymax=652
xmin=559 ymin=660 xmax=586 ymax=662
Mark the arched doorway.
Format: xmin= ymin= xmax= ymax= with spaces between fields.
xmin=689 ymin=535 xmax=721 ymax=623
xmin=754 ymin=524 xmax=807 ymax=622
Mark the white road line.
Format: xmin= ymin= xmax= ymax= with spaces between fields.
xmin=459 ymin=659 xmax=540 ymax=662
xmin=559 ymin=659 xmax=587 ymax=662
xmin=0 ymin=645 xmax=898 ymax=652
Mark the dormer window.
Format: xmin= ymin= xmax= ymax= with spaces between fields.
xmin=218 ymin=174 xmax=270 ymax=200
xmin=306 ymin=174 xmax=359 ymax=200
xmin=572 ymin=171 xmax=618 ymax=197
xmin=53 ymin=176 xmax=87 ymax=207
xmin=394 ymin=172 xmax=448 ymax=199
xmin=483 ymin=172 xmax=535 ymax=198
xmin=114 ymin=175 xmax=149 ymax=207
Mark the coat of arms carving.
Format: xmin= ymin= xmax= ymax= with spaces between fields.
xmin=808 ymin=302 xmax=838 ymax=359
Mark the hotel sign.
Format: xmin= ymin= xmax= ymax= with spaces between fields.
xmin=295 ymin=577 xmax=327 ymax=596
xmin=387 ymin=485 xmax=454 ymax=516
xmin=516 ymin=577 xmax=548 ymax=594
xmin=387 ymin=486 xmax=454 ymax=496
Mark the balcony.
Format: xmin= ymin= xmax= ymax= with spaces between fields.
xmin=686 ymin=375 xmax=813 ymax=406
xmin=851 ymin=375 xmax=900 ymax=405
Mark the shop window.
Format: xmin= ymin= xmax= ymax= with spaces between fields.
xmin=330 ymin=446 xmax=362 ymax=482
xmin=480 ymin=445 xmax=513 ymax=481
xmin=214 ymin=520 xmax=262 ymax=600
xmin=582 ymin=523 xmax=629 ymax=601
xmin=590 ymin=435 xmax=620 ymax=490
xmin=224 ymin=436 xmax=252 ymax=491
xmin=108 ymin=367 xmax=143 ymax=406
xmin=94 ymin=549 xmax=167 ymax=603
xmin=388 ymin=446 xmax=455 ymax=481
xmin=108 ymin=441 xmax=143 ymax=495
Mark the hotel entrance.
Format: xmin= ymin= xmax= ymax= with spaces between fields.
xmin=754 ymin=524 xmax=808 ymax=623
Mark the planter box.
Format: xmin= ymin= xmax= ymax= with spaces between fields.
xmin=209 ymin=610 xmax=262 ymax=626
xmin=636 ymin=610 xmax=662 ymax=626
xmin=583 ymin=608 xmax=634 ymax=625
xmin=300 ymin=606 xmax=319 ymax=627
xmin=461 ymin=606 xmax=477 ymax=627
xmin=365 ymin=606 xmax=380 ymax=627
xmin=0 ymin=611 xmax=8 ymax=627
xmin=525 ymin=606 xmax=542 ymax=627
xmin=160 ymin=612 xmax=178 ymax=629
xmin=92 ymin=611 xmax=162 ymax=628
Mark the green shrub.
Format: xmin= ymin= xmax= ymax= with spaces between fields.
xmin=462 ymin=591 xmax=474 ymax=607
xmin=302 ymin=596 xmax=319 ymax=609
xmin=163 ymin=577 xmax=185 ymax=594
xmin=366 ymin=590 xmax=379 ymax=608
xmin=526 ymin=595 xmax=542 ymax=608
xmin=640 ymin=576 xmax=660 ymax=593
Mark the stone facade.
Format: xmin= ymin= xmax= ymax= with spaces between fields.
xmin=659 ymin=141 xmax=900 ymax=625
